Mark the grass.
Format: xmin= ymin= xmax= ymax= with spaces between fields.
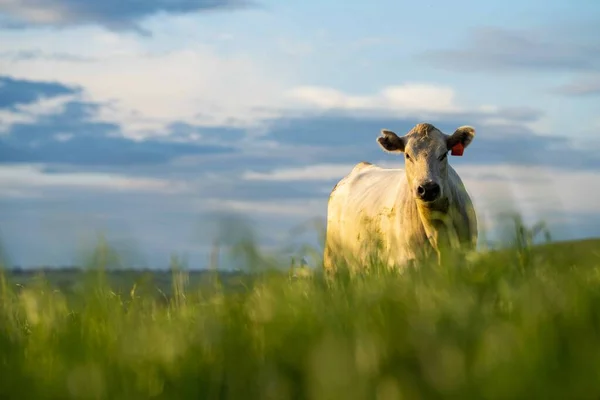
xmin=1 ymin=220 xmax=600 ymax=399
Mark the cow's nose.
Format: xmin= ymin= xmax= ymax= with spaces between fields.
xmin=417 ymin=182 xmax=441 ymax=202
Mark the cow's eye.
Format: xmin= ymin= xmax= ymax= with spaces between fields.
xmin=405 ymin=153 xmax=412 ymax=161
xmin=438 ymin=152 xmax=448 ymax=161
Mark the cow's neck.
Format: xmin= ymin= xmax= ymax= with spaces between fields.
xmin=414 ymin=182 xmax=458 ymax=261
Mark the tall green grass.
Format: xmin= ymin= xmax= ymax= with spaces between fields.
xmin=1 ymin=217 xmax=600 ymax=399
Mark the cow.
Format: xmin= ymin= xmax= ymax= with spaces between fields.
xmin=323 ymin=122 xmax=478 ymax=272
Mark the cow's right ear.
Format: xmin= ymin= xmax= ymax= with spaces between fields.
xmin=377 ymin=129 xmax=405 ymax=153
xmin=447 ymin=126 xmax=476 ymax=151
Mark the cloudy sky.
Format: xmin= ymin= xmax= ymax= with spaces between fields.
xmin=0 ymin=0 xmax=599 ymax=268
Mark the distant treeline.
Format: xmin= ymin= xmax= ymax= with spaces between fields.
xmin=4 ymin=266 xmax=249 ymax=276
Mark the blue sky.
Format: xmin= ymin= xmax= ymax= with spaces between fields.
xmin=0 ymin=0 xmax=599 ymax=268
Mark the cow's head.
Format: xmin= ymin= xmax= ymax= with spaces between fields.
xmin=376 ymin=123 xmax=475 ymax=205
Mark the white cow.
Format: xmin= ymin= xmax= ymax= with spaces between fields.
xmin=323 ymin=123 xmax=478 ymax=271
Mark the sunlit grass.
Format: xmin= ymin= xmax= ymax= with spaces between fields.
xmin=1 ymin=217 xmax=600 ymax=399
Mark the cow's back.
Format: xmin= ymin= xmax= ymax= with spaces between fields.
xmin=324 ymin=163 xmax=411 ymax=270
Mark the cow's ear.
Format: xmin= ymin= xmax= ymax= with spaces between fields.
xmin=447 ymin=126 xmax=475 ymax=152
xmin=377 ymin=129 xmax=405 ymax=153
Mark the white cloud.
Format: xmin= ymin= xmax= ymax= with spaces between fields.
xmin=0 ymin=28 xmax=293 ymax=139
xmin=0 ymin=93 xmax=76 ymax=133
xmin=286 ymin=83 xmax=462 ymax=114
xmin=284 ymin=84 xmax=554 ymax=131
xmin=0 ymin=164 xmax=188 ymax=197
xmin=0 ymin=20 xmax=558 ymax=145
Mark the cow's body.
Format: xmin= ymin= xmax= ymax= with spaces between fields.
xmin=323 ymin=123 xmax=478 ymax=271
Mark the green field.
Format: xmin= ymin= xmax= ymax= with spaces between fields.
xmin=1 ymin=227 xmax=600 ymax=399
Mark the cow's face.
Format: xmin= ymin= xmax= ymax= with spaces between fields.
xmin=377 ymin=123 xmax=475 ymax=205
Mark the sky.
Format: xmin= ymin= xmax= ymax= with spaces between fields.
xmin=0 ymin=0 xmax=599 ymax=268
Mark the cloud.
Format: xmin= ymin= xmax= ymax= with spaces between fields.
xmin=0 ymin=164 xmax=185 ymax=199
xmin=1 ymin=42 xmax=293 ymax=137
xmin=2 ymin=28 xmax=552 ymax=141
xmin=287 ymin=83 xmax=461 ymax=114
xmin=0 ymin=0 xmax=253 ymax=32
xmin=281 ymin=85 xmax=546 ymax=138
xmin=3 ymin=26 xmax=557 ymax=143
xmin=0 ymin=77 xmax=82 ymax=133
xmin=0 ymin=75 xmax=79 ymax=109
xmin=553 ymin=74 xmax=600 ymax=96
xmin=0 ymin=99 xmax=236 ymax=166
xmin=419 ymin=26 xmax=600 ymax=74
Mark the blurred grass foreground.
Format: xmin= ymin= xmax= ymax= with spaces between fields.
xmin=2 ymin=216 xmax=600 ymax=400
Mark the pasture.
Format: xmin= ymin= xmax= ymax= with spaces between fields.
xmin=1 ymin=222 xmax=600 ymax=400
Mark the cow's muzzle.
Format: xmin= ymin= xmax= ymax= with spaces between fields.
xmin=416 ymin=181 xmax=441 ymax=203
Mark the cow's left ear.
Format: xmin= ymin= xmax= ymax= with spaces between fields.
xmin=377 ymin=129 xmax=405 ymax=153
xmin=446 ymin=126 xmax=475 ymax=152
